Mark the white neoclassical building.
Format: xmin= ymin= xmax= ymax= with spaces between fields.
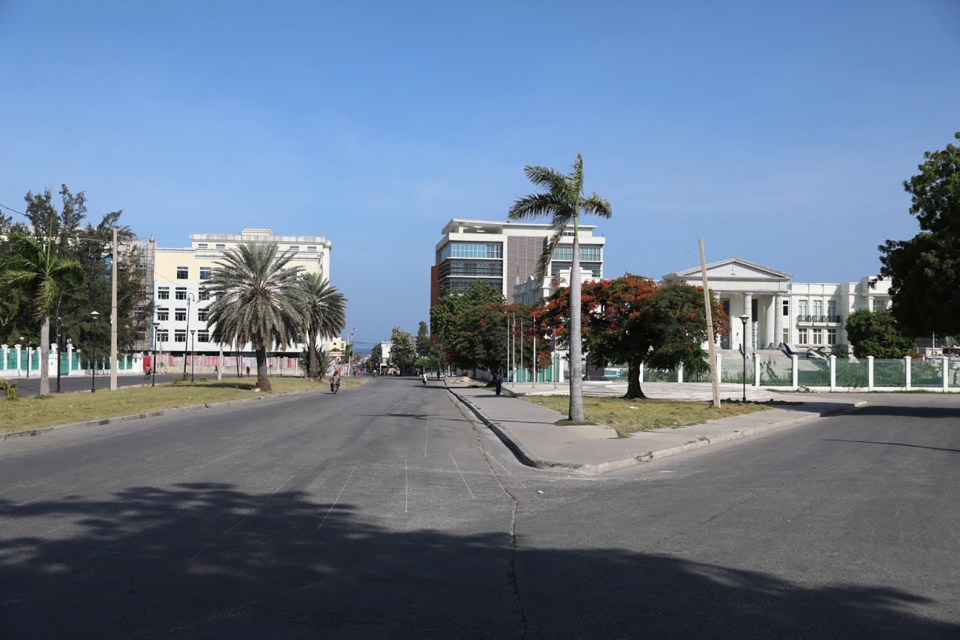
xmin=663 ymin=258 xmax=891 ymax=352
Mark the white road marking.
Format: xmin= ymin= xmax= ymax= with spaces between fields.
xmin=316 ymin=469 xmax=355 ymax=531
xmin=404 ymin=458 xmax=409 ymax=513
xmin=449 ymin=451 xmax=476 ymax=499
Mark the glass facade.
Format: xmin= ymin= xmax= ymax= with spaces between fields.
xmin=439 ymin=242 xmax=504 ymax=260
xmin=553 ymin=245 xmax=602 ymax=261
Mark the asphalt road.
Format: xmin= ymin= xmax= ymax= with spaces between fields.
xmin=1 ymin=380 xmax=958 ymax=639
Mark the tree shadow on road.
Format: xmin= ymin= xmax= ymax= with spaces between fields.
xmin=0 ymin=483 xmax=956 ymax=639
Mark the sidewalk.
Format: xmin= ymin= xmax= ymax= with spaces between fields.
xmin=447 ymin=380 xmax=865 ymax=475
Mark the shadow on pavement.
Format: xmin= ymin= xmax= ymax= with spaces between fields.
xmin=1 ymin=483 xmax=956 ymax=639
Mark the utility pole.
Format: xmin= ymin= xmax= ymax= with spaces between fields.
xmin=700 ymin=239 xmax=721 ymax=409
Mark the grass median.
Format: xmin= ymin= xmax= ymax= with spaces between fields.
xmin=0 ymin=377 xmax=365 ymax=434
xmin=522 ymin=395 xmax=771 ymax=437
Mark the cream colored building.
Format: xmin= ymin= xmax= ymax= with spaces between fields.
xmin=153 ymin=228 xmax=332 ymax=359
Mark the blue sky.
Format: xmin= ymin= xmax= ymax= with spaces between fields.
xmin=2 ymin=0 xmax=958 ymax=348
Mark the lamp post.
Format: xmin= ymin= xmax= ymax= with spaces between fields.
xmin=152 ymin=322 xmax=159 ymax=387
xmin=190 ymin=329 xmax=196 ymax=382
xmin=739 ymin=313 xmax=749 ymax=402
xmin=182 ymin=293 xmax=194 ymax=381
xmin=91 ymin=310 xmax=100 ymax=393
xmin=56 ymin=314 xmax=63 ymax=392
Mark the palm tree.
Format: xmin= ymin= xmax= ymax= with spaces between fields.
xmin=298 ymin=272 xmax=347 ymax=379
xmin=0 ymin=233 xmax=82 ymax=395
xmin=508 ymin=154 xmax=612 ymax=422
xmin=205 ymin=243 xmax=305 ymax=393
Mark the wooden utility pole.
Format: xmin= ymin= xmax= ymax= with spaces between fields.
xmin=700 ymin=239 xmax=721 ymax=408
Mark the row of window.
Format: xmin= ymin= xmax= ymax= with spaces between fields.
xmin=783 ymin=299 xmax=839 ymax=317
xmin=155 ymin=330 xmax=210 ymax=343
xmin=156 ymin=308 xmax=210 ymax=322
xmin=196 ymin=243 xmax=321 ymax=252
xmin=552 ymin=245 xmax=603 ymax=262
xmin=797 ymin=328 xmax=838 ymax=346
xmin=175 ymin=266 xmax=213 ymax=280
xmin=439 ymin=242 xmax=504 ymax=261
xmin=157 ymin=287 xmax=222 ymax=301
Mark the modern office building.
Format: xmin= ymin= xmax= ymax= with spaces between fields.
xmin=153 ymin=228 xmax=332 ymax=361
xmin=663 ymin=257 xmax=892 ymax=352
xmin=431 ymin=218 xmax=606 ymax=306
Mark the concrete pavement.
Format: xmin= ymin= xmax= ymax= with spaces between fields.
xmin=447 ymin=379 xmax=866 ymax=475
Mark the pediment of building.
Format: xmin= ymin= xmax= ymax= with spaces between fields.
xmin=664 ymin=258 xmax=792 ymax=283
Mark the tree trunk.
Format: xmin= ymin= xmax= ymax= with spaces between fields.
xmin=307 ymin=329 xmax=318 ymax=379
xmin=39 ymin=313 xmax=51 ymax=396
xmin=256 ymin=346 xmax=272 ymax=392
xmin=568 ymin=216 xmax=586 ymax=422
xmin=623 ymin=358 xmax=647 ymax=399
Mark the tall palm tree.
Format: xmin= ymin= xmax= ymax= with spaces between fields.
xmin=0 ymin=233 xmax=82 ymax=395
xmin=298 ymin=272 xmax=347 ymax=379
xmin=205 ymin=243 xmax=305 ymax=393
xmin=508 ymin=154 xmax=612 ymax=422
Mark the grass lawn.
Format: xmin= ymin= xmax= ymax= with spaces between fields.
xmin=0 ymin=376 xmax=365 ymax=434
xmin=522 ymin=395 xmax=771 ymax=437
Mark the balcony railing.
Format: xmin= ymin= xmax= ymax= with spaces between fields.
xmin=795 ymin=315 xmax=842 ymax=325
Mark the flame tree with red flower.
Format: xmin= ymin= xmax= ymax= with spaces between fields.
xmin=539 ymin=274 xmax=727 ymax=399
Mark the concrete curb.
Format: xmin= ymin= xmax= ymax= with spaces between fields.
xmin=449 ymin=386 xmax=868 ymax=475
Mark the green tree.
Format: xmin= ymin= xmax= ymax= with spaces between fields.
xmin=0 ymin=232 xmax=82 ymax=395
xmin=539 ymin=275 xmax=726 ymax=399
xmin=415 ymin=320 xmax=430 ymax=357
xmin=433 ymin=282 xmax=508 ymax=374
xmin=844 ymin=309 xmax=914 ymax=358
xmin=389 ymin=327 xmax=417 ymax=375
xmin=205 ymin=243 xmax=305 ymax=392
xmin=297 ymin=272 xmax=347 ymax=379
xmin=879 ymin=132 xmax=960 ymax=337
xmin=508 ymin=154 xmax=612 ymax=421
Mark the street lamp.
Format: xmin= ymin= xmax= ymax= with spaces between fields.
xmin=152 ymin=322 xmax=160 ymax=387
xmin=190 ymin=329 xmax=196 ymax=382
xmin=739 ymin=313 xmax=750 ymax=402
xmin=90 ymin=310 xmax=100 ymax=393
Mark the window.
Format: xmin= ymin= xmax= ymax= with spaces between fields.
xmin=827 ymin=329 xmax=837 ymax=345
xmin=812 ymin=329 xmax=823 ymax=345
xmin=307 ymin=246 xmax=317 ymax=252
xmin=797 ymin=299 xmax=808 ymax=319
xmin=197 ymin=309 xmax=208 ymax=322
xmin=289 ymin=245 xmax=300 ymax=251
xmin=157 ymin=330 xmax=169 ymax=342
xmin=177 ymin=266 xmax=188 ymax=279
xmin=198 ymin=331 xmax=210 ymax=343
xmin=215 ymin=243 xmax=226 ymax=249
xmin=175 ymin=308 xmax=187 ymax=322
xmin=782 ymin=299 xmax=789 ymax=316
xmin=798 ymin=328 xmax=808 ymax=344
xmin=157 ymin=307 xmax=169 ymax=321
xmin=782 ymin=329 xmax=789 ymax=345
xmin=157 ymin=287 xmax=170 ymax=300
xmin=827 ymin=300 xmax=837 ymax=320
xmin=440 ymin=242 xmax=503 ymax=260
xmin=199 ymin=267 xmax=212 ymax=280
xmin=175 ymin=287 xmax=187 ymax=300
xmin=198 ymin=289 xmax=210 ymax=301
xmin=813 ymin=300 xmax=823 ymax=316
xmin=197 ymin=243 xmax=208 ymax=249
xmin=215 ymin=291 xmax=225 ymax=301
xmin=174 ymin=331 xmax=186 ymax=343
xmin=553 ymin=245 xmax=602 ymax=261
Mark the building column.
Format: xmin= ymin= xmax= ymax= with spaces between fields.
xmin=743 ymin=293 xmax=753 ymax=350
xmin=773 ymin=295 xmax=784 ymax=348
xmin=764 ymin=296 xmax=775 ymax=348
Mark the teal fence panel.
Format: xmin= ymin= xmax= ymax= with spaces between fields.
xmin=644 ymin=367 xmax=677 ymax=383
xmin=720 ymin=356 xmax=749 ymax=384
xmin=912 ymin=360 xmax=942 ymax=388
xmin=759 ymin=355 xmax=792 ymax=387
xmin=874 ymin=359 xmax=906 ymax=387
xmin=5 ymin=351 xmax=16 ymax=370
xmin=950 ymin=360 xmax=960 ymax=389
xmin=798 ymin=362 xmax=830 ymax=387
xmin=835 ymin=360 xmax=868 ymax=388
